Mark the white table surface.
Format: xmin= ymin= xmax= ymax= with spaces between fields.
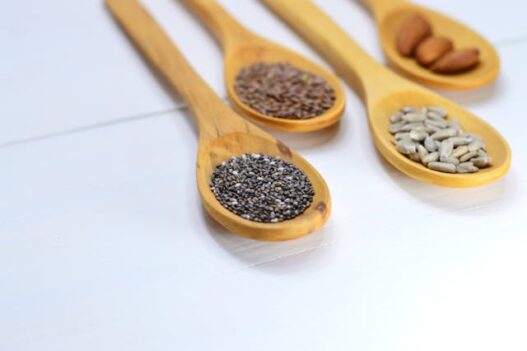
xmin=1 ymin=0 xmax=526 ymax=350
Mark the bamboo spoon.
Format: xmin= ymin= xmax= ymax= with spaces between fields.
xmin=360 ymin=0 xmax=500 ymax=90
xmin=105 ymin=0 xmax=331 ymax=240
xmin=262 ymin=0 xmax=510 ymax=188
xmin=180 ymin=0 xmax=345 ymax=132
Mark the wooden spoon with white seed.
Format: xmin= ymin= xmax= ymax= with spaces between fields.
xmin=106 ymin=0 xmax=331 ymax=240
xmin=263 ymin=0 xmax=511 ymax=187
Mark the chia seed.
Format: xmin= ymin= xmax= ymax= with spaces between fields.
xmin=210 ymin=153 xmax=315 ymax=223
xmin=234 ymin=62 xmax=336 ymax=120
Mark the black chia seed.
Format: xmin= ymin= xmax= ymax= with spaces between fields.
xmin=209 ymin=153 xmax=315 ymax=223
xmin=234 ymin=62 xmax=336 ymax=120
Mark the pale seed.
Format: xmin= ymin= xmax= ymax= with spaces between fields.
xmin=424 ymin=136 xmax=437 ymax=152
xmin=396 ymin=140 xmax=417 ymax=155
xmin=440 ymin=156 xmax=460 ymax=165
xmin=451 ymin=145 xmax=469 ymax=158
xmin=457 ymin=162 xmax=479 ymax=173
xmin=431 ymin=128 xmax=457 ymax=140
xmin=472 ymin=156 xmax=492 ymax=168
xmin=459 ymin=151 xmax=479 ymax=162
xmin=428 ymin=162 xmax=456 ymax=173
xmin=422 ymin=151 xmax=439 ymax=165
xmin=439 ymin=139 xmax=454 ymax=158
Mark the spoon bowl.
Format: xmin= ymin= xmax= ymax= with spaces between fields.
xmin=224 ymin=43 xmax=346 ymax=132
xmin=263 ymin=0 xmax=511 ymax=187
xmin=363 ymin=0 xmax=500 ymax=90
xmin=197 ymin=132 xmax=331 ymax=240
xmin=369 ymin=90 xmax=510 ymax=187
xmin=106 ymin=0 xmax=331 ymax=240
xmin=182 ymin=0 xmax=346 ymax=132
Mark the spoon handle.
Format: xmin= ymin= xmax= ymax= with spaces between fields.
xmin=262 ymin=0 xmax=407 ymax=104
xmin=181 ymin=0 xmax=256 ymax=50
xmin=360 ymin=0 xmax=404 ymax=19
xmin=106 ymin=0 xmax=239 ymax=140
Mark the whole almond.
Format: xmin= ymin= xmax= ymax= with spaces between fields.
xmin=430 ymin=48 xmax=480 ymax=74
xmin=415 ymin=36 xmax=453 ymax=66
xmin=396 ymin=14 xmax=432 ymax=57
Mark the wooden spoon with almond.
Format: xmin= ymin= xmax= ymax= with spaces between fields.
xmin=362 ymin=0 xmax=499 ymax=90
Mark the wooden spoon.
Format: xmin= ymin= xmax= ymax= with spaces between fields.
xmin=262 ymin=0 xmax=511 ymax=187
xmin=360 ymin=0 xmax=500 ymax=90
xmin=106 ymin=0 xmax=331 ymax=240
xmin=180 ymin=0 xmax=345 ymax=132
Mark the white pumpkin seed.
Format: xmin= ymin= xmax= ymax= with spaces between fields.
xmin=457 ymin=162 xmax=479 ymax=173
xmin=468 ymin=139 xmax=486 ymax=152
xmin=409 ymin=152 xmax=421 ymax=162
xmin=478 ymin=150 xmax=488 ymax=158
xmin=459 ymin=151 xmax=479 ymax=162
xmin=424 ymin=136 xmax=437 ymax=152
xmin=425 ymin=125 xmax=440 ymax=133
xmin=388 ymin=121 xmax=405 ymax=134
xmin=472 ymin=156 xmax=492 ymax=168
xmin=440 ymin=156 xmax=460 ymax=165
xmin=449 ymin=136 xmax=472 ymax=146
xmin=422 ymin=151 xmax=439 ymax=165
xmin=417 ymin=144 xmax=429 ymax=162
xmin=395 ymin=132 xmax=411 ymax=141
xmin=451 ymin=145 xmax=469 ymax=158
xmin=389 ymin=112 xmax=403 ymax=123
xmin=426 ymin=118 xmax=448 ymax=129
xmin=439 ymin=139 xmax=454 ymax=158
xmin=428 ymin=162 xmax=457 ymax=173
xmin=427 ymin=111 xmax=445 ymax=121
xmin=396 ymin=140 xmax=417 ymax=155
xmin=409 ymin=129 xmax=428 ymax=141
xmin=431 ymin=128 xmax=457 ymax=140
xmin=428 ymin=106 xmax=447 ymax=117
xmin=402 ymin=112 xmax=427 ymax=123
xmin=401 ymin=122 xmax=425 ymax=132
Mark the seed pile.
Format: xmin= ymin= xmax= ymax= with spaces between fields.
xmin=210 ymin=153 xmax=314 ymax=223
xmin=389 ymin=106 xmax=492 ymax=174
xmin=234 ymin=62 xmax=336 ymax=119
xmin=396 ymin=13 xmax=480 ymax=74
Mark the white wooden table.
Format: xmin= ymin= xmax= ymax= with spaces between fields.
xmin=1 ymin=1 xmax=526 ymax=350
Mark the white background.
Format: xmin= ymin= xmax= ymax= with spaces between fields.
xmin=1 ymin=0 xmax=526 ymax=350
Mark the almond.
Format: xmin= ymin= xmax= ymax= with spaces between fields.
xmin=430 ymin=48 xmax=480 ymax=74
xmin=415 ymin=37 xmax=453 ymax=66
xmin=396 ymin=14 xmax=432 ymax=57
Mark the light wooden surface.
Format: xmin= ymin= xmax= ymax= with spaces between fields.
xmin=362 ymin=0 xmax=500 ymax=90
xmin=181 ymin=0 xmax=346 ymax=132
xmin=106 ymin=0 xmax=331 ymax=240
xmin=263 ymin=0 xmax=510 ymax=187
xmin=1 ymin=0 xmax=526 ymax=350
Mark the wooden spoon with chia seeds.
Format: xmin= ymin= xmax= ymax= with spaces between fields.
xmin=361 ymin=0 xmax=500 ymax=90
xmin=180 ymin=0 xmax=346 ymax=132
xmin=263 ymin=0 xmax=511 ymax=187
xmin=106 ymin=0 xmax=331 ymax=240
